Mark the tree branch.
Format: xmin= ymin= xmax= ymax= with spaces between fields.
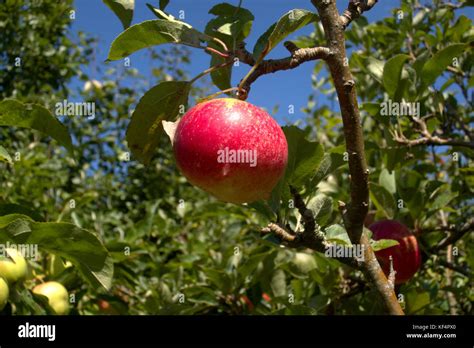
xmin=234 ymin=42 xmax=331 ymax=100
xmin=438 ymin=259 xmax=471 ymax=277
xmin=393 ymin=115 xmax=474 ymax=149
xmin=261 ymin=188 xmax=360 ymax=269
xmin=432 ymin=218 xmax=474 ymax=252
xmin=340 ymin=0 xmax=378 ymax=29
xmin=394 ymin=136 xmax=474 ymax=149
xmin=312 ymin=0 xmax=404 ymax=315
xmin=261 ymin=222 xmax=298 ymax=243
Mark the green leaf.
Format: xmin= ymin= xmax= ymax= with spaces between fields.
xmin=210 ymin=54 xmax=232 ymax=91
xmin=406 ymin=290 xmax=430 ymax=314
xmin=76 ymin=256 xmax=114 ymax=290
xmin=209 ymin=3 xmax=245 ymax=16
xmin=309 ymin=149 xmax=346 ymax=190
xmin=253 ymin=23 xmax=275 ymax=58
xmin=309 ymin=294 xmax=330 ymax=311
xmin=204 ymin=3 xmax=254 ymax=91
xmin=0 ymin=145 xmax=12 ymax=164
xmin=446 ymin=15 xmax=472 ymax=42
xmin=383 ymin=54 xmax=410 ymax=96
xmin=201 ymin=267 xmax=231 ymax=293
xmin=379 ymin=168 xmax=396 ymax=194
xmin=28 ymin=222 xmax=113 ymax=290
xmin=325 ymin=224 xmax=351 ymax=245
xmin=145 ymin=2 xmax=190 ymax=30
xmin=103 ymin=0 xmax=134 ymax=30
xmin=247 ymin=200 xmax=275 ymax=220
xmin=369 ymin=183 xmax=396 ymax=219
xmin=0 ymin=99 xmax=74 ymax=154
xmin=427 ymin=184 xmax=457 ymax=211
xmin=283 ymin=126 xmax=324 ymax=187
xmin=365 ymin=57 xmax=385 ymax=83
xmin=421 ymin=44 xmax=467 ymax=87
xmin=126 ymin=81 xmax=191 ymax=164
xmin=253 ymin=9 xmax=317 ymax=60
xmin=206 ymin=3 xmax=254 ymax=45
xmin=159 ymin=0 xmax=170 ymax=10
xmin=107 ymin=20 xmax=211 ymax=61
xmin=146 ymin=3 xmax=174 ymax=20
xmin=371 ymin=238 xmax=399 ymax=251
xmin=0 ymin=215 xmax=113 ymax=290
xmin=238 ymin=251 xmax=269 ymax=280
xmin=269 ymin=126 xmax=323 ymax=213
xmin=307 ymin=194 xmax=333 ymax=226
xmin=0 ymin=204 xmax=44 ymax=221
xmin=13 ymin=288 xmax=50 ymax=315
xmin=412 ymin=8 xmax=428 ymax=26
xmin=0 ymin=214 xmax=33 ymax=242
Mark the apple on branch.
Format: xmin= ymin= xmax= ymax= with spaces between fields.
xmin=369 ymin=220 xmax=422 ymax=284
xmin=0 ymin=277 xmax=9 ymax=311
xmin=0 ymin=248 xmax=28 ymax=284
xmin=164 ymin=98 xmax=288 ymax=204
xmin=33 ymin=281 xmax=70 ymax=315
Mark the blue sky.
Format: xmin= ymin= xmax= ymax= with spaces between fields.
xmin=69 ymin=1 xmax=421 ymax=124
xmin=69 ymin=0 xmax=400 ymax=124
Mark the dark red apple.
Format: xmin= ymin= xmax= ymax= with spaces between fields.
xmin=369 ymin=220 xmax=421 ymax=284
xmin=98 ymin=299 xmax=119 ymax=315
xmin=171 ymin=98 xmax=288 ymax=204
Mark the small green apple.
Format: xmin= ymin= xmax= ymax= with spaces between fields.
xmin=33 ymin=281 xmax=70 ymax=315
xmin=291 ymin=252 xmax=317 ymax=274
xmin=0 ymin=277 xmax=9 ymax=310
xmin=0 ymin=248 xmax=28 ymax=284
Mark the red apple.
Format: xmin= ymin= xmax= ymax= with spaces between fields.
xmin=369 ymin=220 xmax=421 ymax=284
xmin=240 ymin=295 xmax=254 ymax=312
xmin=262 ymin=292 xmax=271 ymax=302
xmin=171 ymin=98 xmax=288 ymax=204
xmin=98 ymin=299 xmax=119 ymax=315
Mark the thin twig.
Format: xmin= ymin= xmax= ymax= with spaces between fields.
xmin=212 ymin=37 xmax=228 ymax=53
xmin=205 ymin=46 xmax=230 ymax=59
xmin=432 ymin=218 xmax=474 ymax=252
xmin=234 ymin=43 xmax=331 ymax=100
xmin=197 ymin=87 xmax=241 ymax=103
xmin=393 ymin=115 xmax=474 ymax=149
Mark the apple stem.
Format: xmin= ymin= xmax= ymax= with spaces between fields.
xmin=198 ymin=88 xmax=240 ymax=102
xmin=237 ymin=55 xmax=264 ymax=100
